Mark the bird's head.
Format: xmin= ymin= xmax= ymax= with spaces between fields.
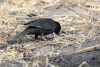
xmin=54 ymin=22 xmax=61 ymax=35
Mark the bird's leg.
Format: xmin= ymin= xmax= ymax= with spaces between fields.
xmin=35 ymin=34 xmax=38 ymax=39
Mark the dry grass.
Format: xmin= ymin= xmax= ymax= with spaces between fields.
xmin=0 ymin=0 xmax=100 ymax=67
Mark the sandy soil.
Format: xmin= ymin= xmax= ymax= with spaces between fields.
xmin=0 ymin=0 xmax=100 ymax=67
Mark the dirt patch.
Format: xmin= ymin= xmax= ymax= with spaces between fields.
xmin=0 ymin=0 xmax=100 ymax=67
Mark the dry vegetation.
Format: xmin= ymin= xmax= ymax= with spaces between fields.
xmin=0 ymin=0 xmax=100 ymax=67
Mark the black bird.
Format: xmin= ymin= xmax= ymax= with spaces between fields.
xmin=7 ymin=18 xmax=61 ymax=44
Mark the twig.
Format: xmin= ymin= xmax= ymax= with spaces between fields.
xmin=28 ymin=42 xmax=61 ymax=50
xmin=67 ymin=44 xmax=100 ymax=55
xmin=50 ymin=44 xmax=100 ymax=58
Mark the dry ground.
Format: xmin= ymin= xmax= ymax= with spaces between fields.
xmin=0 ymin=0 xmax=100 ymax=67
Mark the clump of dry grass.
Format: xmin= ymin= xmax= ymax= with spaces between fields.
xmin=0 ymin=0 xmax=100 ymax=67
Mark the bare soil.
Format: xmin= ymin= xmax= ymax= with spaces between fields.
xmin=0 ymin=0 xmax=100 ymax=67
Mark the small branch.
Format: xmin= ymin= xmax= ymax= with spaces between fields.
xmin=50 ymin=44 xmax=100 ymax=58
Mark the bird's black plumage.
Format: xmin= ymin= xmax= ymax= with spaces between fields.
xmin=7 ymin=18 xmax=61 ymax=44
xmin=24 ymin=18 xmax=57 ymax=29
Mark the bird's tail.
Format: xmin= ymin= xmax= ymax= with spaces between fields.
xmin=7 ymin=28 xmax=30 ymax=45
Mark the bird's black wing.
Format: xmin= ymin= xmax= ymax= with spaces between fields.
xmin=24 ymin=18 xmax=57 ymax=30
